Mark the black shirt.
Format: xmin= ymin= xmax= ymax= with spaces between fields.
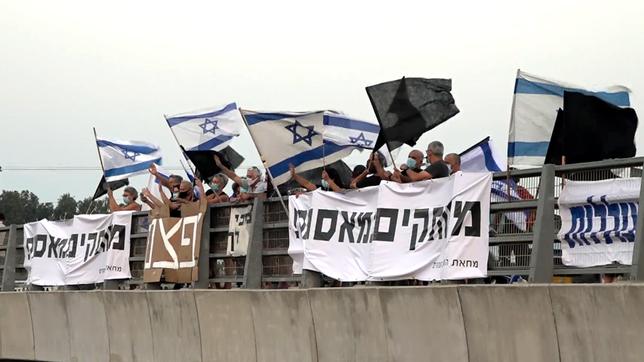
xmin=356 ymin=175 xmax=382 ymax=188
xmin=425 ymin=161 xmax=450 ymax=179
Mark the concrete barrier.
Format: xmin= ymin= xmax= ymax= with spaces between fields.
xmin=2 ymin=286 xmax=644 ymax=361
xmin=28 ymin=292 xmax=71 ymax=361
xmin=146 ymin=290 xmax=202 ymax=362
xmin=550 ymin=284 xmax=644 ymax=362
xmin=65 ymin=291 xmax=111 ymax=362
xmin=309 ymin=288 xmax=387 ymax=362
xmin=0 ymin=293 xmax=34 ymax=359
xmin=194 ymin=290 xmax=256 ymax=362
xmin=104 ymin=291 xmax=155 ymax=362
xmin=459 ymin=285 xmax=560 ymax=362
xmin=249 ymin=290 xmax=317 ymax=362
xmin=379 ymin=287 xmax=469 ymax=362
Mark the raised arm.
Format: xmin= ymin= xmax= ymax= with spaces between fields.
xmin=321 ymin=170 xmax=343 ymax=192
xmin=148 ymin=164 xmax=171 ymax=189
xmin=107 ymin=188 xmax=120 ymax=212
xmin=290 ymin=164 xmax=317 ymax=191
xmin=405 ymin=169 xmax=431 ymax=182
xmin=371 ymin=153 xmax=391 ymax=181
xmin=214 ymin=155 xmax=243 ymax=186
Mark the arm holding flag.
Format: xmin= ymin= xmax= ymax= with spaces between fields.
xmin=289 ymin=164 xmax=317 ymax=192
xmin=213 ymin=154 xmax=243 ymax=187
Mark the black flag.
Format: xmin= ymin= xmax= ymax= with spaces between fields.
xmin=367 ymin=77 xmax=459 ymax=151
xmin=545 ymin=91 xmax=638 ymax=165
xmin=92 ymin=176 xmax=129 ymax=200
xmin=184 ymin=146 xmax=245 ymax=181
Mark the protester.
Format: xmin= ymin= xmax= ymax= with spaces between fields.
xmin=289 ymin=164 xmax=344 ymax=192
xmin=107 ymin=186 xmax=142 ymax=212
xmin=389 ymin=149 xmax=424 ymax=183
xmin=214 ymin=155 xmax=267 ymax=200
xmin=350 ymin=152 xmax=389 ymax=188
xmin=351 ymin=165 xmax=367 ymax=180
xmin=229 ymin=182 xmax=241 ymax=202
xmin=206 ymin=173 xmax=230 ymax=204
xmin=403 ymin=141 xmax=450 ymax=181
xmin=141 ymin=187 xmax=169 ymax=219
xmin=444 ymin=153 xmax=461 ymax=174
xmin=0 ymin=212 xmax=5 ymax=227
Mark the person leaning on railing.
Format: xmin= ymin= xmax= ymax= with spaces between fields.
xmin=213 ymin=155 xmax=267 ymax=201
xmin=288 ymin=164 xmax=344 ymax=192
xmin=205 ymin=173 xmax=230 ymax=205
xmin=444 ymin=153 xmax=461 ymax=175
xmin=107 ymin=186 xmax=142 ymax=212
xmin=394 ymin=141 xmax=450 ymax=182
xmin=350 ymin=151 xmax=390 ymax=188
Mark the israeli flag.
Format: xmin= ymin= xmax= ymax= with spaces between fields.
xmin=323 ymin=112 xmax=379 ymax=149
xmin=97 ymin=138 xmax=162 ymax=182
xmin=508 ymin=70 xmax=630 ymax=167
xmin=461 ymin=137 xmax=528 ymax=230
xmin=165 ymin=102 xmax=242 ymax=152
xmin=241 ymin=110 xmax=354 ymax=186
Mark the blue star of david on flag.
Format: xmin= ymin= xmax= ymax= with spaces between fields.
xmin=198 ymin=118 xmax=219 ymax=135
xmin=348 ymin=132 xmax=373 ymax=148
xmin=285 ymin=120 xmax=318 ymax=146
xmin=122 ymin=149 xmax=141 ymax=161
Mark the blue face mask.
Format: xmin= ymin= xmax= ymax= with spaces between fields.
xmin=210 ymin=182 xmax=220 ymax=192
xmin=321 ymin=179 xmax=330 ymax=190
xmin=122 ymin=196 xmax=130 ymax=205
xmin=406 ymin=158 xmax=417 ymax=169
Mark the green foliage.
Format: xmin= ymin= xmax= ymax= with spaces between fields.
xmin=0 ymin=191 xmax=111 ymax=225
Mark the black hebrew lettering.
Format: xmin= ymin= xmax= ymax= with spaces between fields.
xmin=34 ymin=234 xmax=47 ymax=258
xmin=109 ymin=224 xmax=127 ymax=250
xmin=373 ymin=208 xmax=398 ymax=242
xmin=409 ymin=209 xmax=429 ymax=250
xmin=46 ymin=236 xmax=61 ymax=258
xmin=338 ymin=211 xmax=356 ymax=243
xmin=313 ymin=209 xmax=338 ymax=241
xmin=25 ymin=237 xmax=33 ymax=260
xmin=356 ymin=212 xmax=373 ymax=243
xmin=451 ymin=201 xmax=481 ymax=237
xmin=67 ymin=234 xmax=78 ymax=258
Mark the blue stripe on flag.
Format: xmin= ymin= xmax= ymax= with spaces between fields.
xmin=96 ymin=140 xmax=159 ymax=154
xmin=480 ymin=142 xmax=502 ymax=172
xmin=514 ymin=78 xmax=630 ymax=107
xmin=188 ymin=134 xmax=235 ymax=151
xmin=323 ymin=114 xmax=380 ymax=133
xmin=507 ymin=141 xmax=550 ymax=157
xmin=166 ymin=103 xmax=238 ymax=127
xmin=268 ymin=143 xmax=348 ymax=178
xmin=244 ymin=112 xmax=308 ymax=126
xmin=104 ymin=158 xmax=161 ymax=178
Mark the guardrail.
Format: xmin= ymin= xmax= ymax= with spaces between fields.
xmin=2 ymin=157 xmax=644 ymax=290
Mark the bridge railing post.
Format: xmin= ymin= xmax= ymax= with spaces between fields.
xmin=243 ymin=198 xmax=264 ymax=289
xmin=529 ymin=164 xmax=555 ymax=283
xmin=1 ymin=225 xmax=18 ymax=291
xmin=195 ymin=207 xmax=212 ymax=289
xmin=630 ymin=162 xmax=644 ymax=280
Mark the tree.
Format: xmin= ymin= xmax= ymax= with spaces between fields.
xmin=52 ymin=193 xmax=77 ymax=220
xmin=0 ymin=190 xmax=42 ymax=224
xmin=76 ymin=197 xmax=109 ymax=215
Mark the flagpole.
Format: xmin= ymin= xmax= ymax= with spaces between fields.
xmin=93 ymin=127 xmax=107 ymax=184
xmin=238 ymin=108 xmax=289 ymax=214
xmin=163 ymin=115 xmax=198 ymax=179
xmin=506 ymin=68 xmax=521 ymax=202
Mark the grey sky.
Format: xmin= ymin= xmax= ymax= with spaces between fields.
xmin=1 ymin=0 xmax=643 ymax=202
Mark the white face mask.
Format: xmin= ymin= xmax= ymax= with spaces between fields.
xmin=122 ymin=196 xmax=130 ymax=204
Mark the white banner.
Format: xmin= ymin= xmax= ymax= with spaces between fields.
xmin=289 ymin=172 xmax=491 ymax=281
xmin=23 ymin=212 xmax=132 ymax=286
xmin=227 ymin=204 xmax=253 ymax=257
xmin=558 ymin=178 xmax=639 ymax=267
xmin=288 ymin=193 xmax=312 ymax=274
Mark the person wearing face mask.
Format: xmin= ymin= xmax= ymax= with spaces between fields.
xmin=288 ymin=164 xmax=344 ymax=192
xmin=214 ymin=155 xmax=267 ymax=201
xmin=404 ymin=141 xmax=450 ymax=182
xmin=350 ymin=152 xmax=390 ymax=189
xmin=206 ymin=173 xmax=230 ymax=204
xmin=388 ymin=149 xmax=424 ymax=183
xmin=107 ymin=186 xmax=142 ymax=212
xmin=444 ymin=153 xmax=461 ymax=174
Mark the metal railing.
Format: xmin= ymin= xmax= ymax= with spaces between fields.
xmin=2 ymin=157 xmax=644 ymax=290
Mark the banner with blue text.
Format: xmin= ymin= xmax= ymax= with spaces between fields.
xmin=289 ymin=172 xmax=491 ymax=281
xmin=558 ymin=178 xmax=639 ymax=267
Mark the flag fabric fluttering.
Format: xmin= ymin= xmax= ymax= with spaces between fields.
xmin=165 ymin=102 xmax=243 ymax=152
xmin=183 ymin=146 xmax=245 ymax=181
xmin=322 ymin=113 xmax=380 ymax=149
xmin=96 ymin=138 xmax=162 ymax=182
xmin=92 ymin=176 xmax=129 ymax=200
xmin=241 ymin=110 xmax=355 ymax=186
xmin=367 ymin=77 xmax=459 ymax=152
xmin=459 ymin=137 xmax=532 ymax=231
xmin=545 ymin=91 xmax=638 ymax=165
xmin=508 ymin=70 xmax=630 ymax=167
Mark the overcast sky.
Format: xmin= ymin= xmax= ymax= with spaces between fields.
xmin=1 ymin=0 xmax=643 ymax=203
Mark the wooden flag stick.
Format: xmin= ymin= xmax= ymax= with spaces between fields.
xmin=92 ymin=127 xmax=107 ymax=180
